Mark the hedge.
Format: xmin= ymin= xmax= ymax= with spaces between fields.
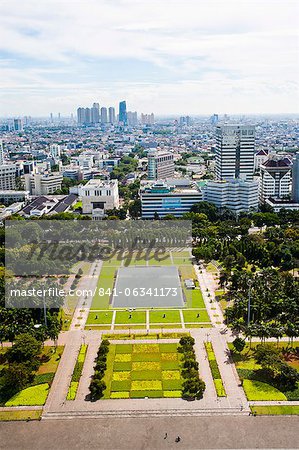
xmin=66 ymin=344 xmax=88 ymax=400
xmin=204 ymin=342 xmax=227 ymax=397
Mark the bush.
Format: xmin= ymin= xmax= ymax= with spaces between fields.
xmin=89 ymin=379 xmax=106 ymax=401
xmin=233 ymin=337 xmax=246 ymax=353
xmin=209 ymin=360 xmax=221 ymax=379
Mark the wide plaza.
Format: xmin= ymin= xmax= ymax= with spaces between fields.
xmin=85 ymin=250 xmax=212 ymax=330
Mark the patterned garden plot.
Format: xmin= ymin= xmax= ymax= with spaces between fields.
xmin=107 ymin=343 xmax=182 ymax=399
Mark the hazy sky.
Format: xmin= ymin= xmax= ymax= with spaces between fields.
xmin=1 ymin=0 xmax=298 ymax=116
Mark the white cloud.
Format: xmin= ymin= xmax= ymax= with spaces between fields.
xmin=0 ymin=0 xmax=298 ymax=115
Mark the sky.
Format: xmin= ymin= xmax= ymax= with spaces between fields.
xmin=0 ymin=0 xmax=298 ymax=117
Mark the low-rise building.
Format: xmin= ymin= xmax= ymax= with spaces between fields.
xmin=0 ymin=164 xmax=16 ymax=190
xmin=24 ymin=172 xmax=63 ymax=195
xmin=141 ymin=180 xmax=202 ymax=218
xmin=0 ymin=190 xmax=30 ymax=205
xmin=81 ymin=179 xmax=119 ymax=215
xmin=202 ymin=179 xmax=259 ymax=213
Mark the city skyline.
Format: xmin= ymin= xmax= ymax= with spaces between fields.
xmin=0 ymin=0 xmax=298 ymax=117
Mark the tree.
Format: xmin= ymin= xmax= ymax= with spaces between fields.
xmin=89 ymin=379 xmax=106 ymax=401
xmin=232 ymin=337 xmax=246 ymax=353
xmin=6 ymin=333 xmax=41 ymax=366
xmin=129 ymin=200 xmax=141 ymax=219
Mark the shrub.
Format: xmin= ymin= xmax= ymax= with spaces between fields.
xmin=89 ymin=379 xmax=106 ymax=401
xmin=233 ymin=337 xmax=246 ymax=353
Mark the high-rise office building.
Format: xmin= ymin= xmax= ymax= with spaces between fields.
xmin=141 ymin=113 xmax=155 ymax=125
xmin=215 ymin=124 xmax=255 ymax=181
xmin=108 ymin=107 xmax=115 ymax=124
xmin=127 ymin=111 xmax=138 ymax=126
xmin=91 ymin=104 xmax=100 ymax=124
xmin=77 ymin=107 xmax=86 ymax=125
xmin=85 ymin=108 xmax=91 ymax=125
xmin=259 ymin=157 xmax=292 ymax=203
xmin=147 ymin=149 xmax=175 ymax=180
xmin=292 ymin=152 xmax=299 ymax=203
xmin=210 ymin=114 xmax=219 ymax=125
xmin=13 ymin=119 xmax=23 ymax=131
xmin=101 ymin=107 xmax=108 ymax=124
xmin=119 ymin=101 xmax=127 ymax=124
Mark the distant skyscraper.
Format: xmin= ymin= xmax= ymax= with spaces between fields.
xmin=85 ymin=108 xmax=91 ymax=125
xmin=215 ymin=124 xmax=255 ymax=181
xmin=210 ymin=114 xmax=219 ymax=125
xmin=127 ymin=111 xmax=138 ymax=126
xmin=77 ymin=107 xmax=86 ymax=125
xmin=292 ymin=152 xmax=299 ymax=203
xmin=13 ymin=119 xmax=23 ymax=131
xmin=141 ymin=113 xmax=154 ymax=125
xmin=91 ymin=104 xmax=100 ymax=124
xmin=119 ymin=101 xmax=127 ymax=124
xmin=101 ymin=107 xmax=108 ymax=123
xmin=108 ymin=107 xmax=115 ymax=124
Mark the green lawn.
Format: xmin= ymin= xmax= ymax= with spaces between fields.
xmin=115 ymin=310 xmax=146 ymax=324
xmin=101 ymin=342 xmax=182 ymax=399
xmin=86 ymin=311 xmax=113 ymax=325
xmin=243 ymin=380 xmax=287 ymax=401
xmin=0 ymin=410 xmax=42 ymax=421
xmin=90 ymin=266 xmax=116 ymax=309
xmin=250 ymin=405 xmax=299 ymax=415
xmin=149 ymin=310 xmax=181 ymax=324
xmin=5 ymin=384 xmax=49 ymax=406
xmin=183 ymin=309 xmax=210 ymax=323
xmin=230 ymin=342 xmax=299 ymax=401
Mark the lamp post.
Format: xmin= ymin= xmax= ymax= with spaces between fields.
xmin=247 ymin=279 xmax=253 ymax=327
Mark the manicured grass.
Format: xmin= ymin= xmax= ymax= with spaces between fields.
xmin=171 ymin=251 xmax=190 ymax=258
xmin=229 ymin=341 xmax=299 ymax=401
xmin=183 ymin=309 xmax=211 ymax=323
xmin=183 ymin=287 xmax=205 ymax=308
xmin=173 ymin=257 xmax=190 ymax=266
xmin=5 ymin=384 xmax=49 ymax=406
xmin=242 ymin=380 xmax=287 ymax=401
xmin=0 ymin=410 xmax=42 ymax=421
xmin=250 ymin=405 xmax=299 ymax=415
xmin=206 ymin=263 xmax=218 ymax=273
xmin=90 ymin=267 xmax=116 ymax=309
xmin=115 ymin=310 xmax=146 ymax=325
xmin=150 ymin=310 xmax=181 ymax=323
xmin=66 ymin=344 xmax=88 ymax=400
xmin=205 ymin=342 xmax=226 ymax=397
xmin=86 ymin=311 xmax=113 ymax=325
xmin=100 ymin=342 xmax=182 ymax=399
xmin=103 ymin=332 xmax=189 ymax=340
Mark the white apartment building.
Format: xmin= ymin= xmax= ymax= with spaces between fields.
xmin=24 ymin=173 xmax=63 ymax=195
xmin=0 ymin=164 xmax=16 ymax=190
xmin=49 ymin=144 xmax=61 ymax=158
xmin=81 ymin=179 xmax=119 ymax=215
xmin=259 ymin=157 xmax=291 ymax=203
xmin=215 ymin=124 xmax=255 ymax=181
xmin=202 ymin=179 xmax=259 ymax=213
xmin=147 ymin=149 xmax=174 ymax=180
